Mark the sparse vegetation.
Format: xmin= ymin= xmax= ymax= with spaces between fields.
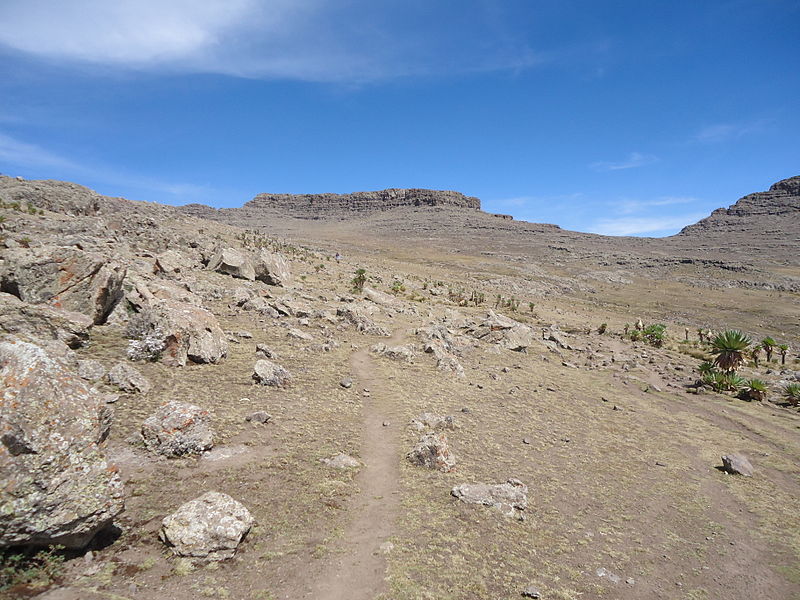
xmin=351 ymin=268 xmax=367 ymax=292
xmin=710 ymin=330 xmax=751 ymax=373
xmin=0 ymin=546 xmax=65 ymax=593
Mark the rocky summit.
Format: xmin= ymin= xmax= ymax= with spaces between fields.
xmin=0 ymin=174 xmax=798 ymax=600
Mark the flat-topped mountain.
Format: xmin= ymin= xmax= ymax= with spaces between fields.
xmin=180 ymin=188 xmax=480 ymax=223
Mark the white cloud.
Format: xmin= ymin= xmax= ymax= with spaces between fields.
xmin=692 ymin=119 xmax=771 ymax=143
xmin=0 ymin=133 xmax=79 ymax=171
xmin=612 ymin=196 xmax=697 ymax=215
xmin=0 ymin=1 xmax=542 ymax=82
xmin=590 ymin=152 xmax=658 ymax=172
xmin=588 ymin=213 xmax=707 ymax=236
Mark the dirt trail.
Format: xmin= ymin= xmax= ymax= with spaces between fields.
xmin=303 ymin=332 xmax=406 ymax=600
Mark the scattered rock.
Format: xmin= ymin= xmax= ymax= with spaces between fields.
xmin=721 ymin=453 xmax=754 ymax=476
xmin=253 ymin=249 xmax=292 ymax=287
xmin=522 ymin=437 xmax=531 ymax=445
xmin=287 ymin=327 xmax=313 ymax=341
xmin=596 ymin=567 xmax=622 ymax=584
xmin=337 ymin=304 xmax=391 ymax=336
xmin=451 ymin=478 xmax=528 ymax=519
xmin=77 ymin=359 xmax=106 ymax=382
xmin=371 ymin=342 xmax=415 ymax=362
xmin=160 ymin=491 xmax=254 ymax=560
xmin=141 ymin=401 xmax=213 ymax=457
xmin=411 ymin=412 xmax=456 ymax=431
xmin=339 ymin=378 xmax=353 ymax=389
xmin=407 ymin=432 xmax=456 ymax=472
xmin=521 ymin=585 xmax=541 ymax=598
xmin=0 ymin=292 xmax=93 ymax=348
xmin=107 ymin=362 xmax=150 ymax=394
xmin=245 ymin=411 xmax=272 ymax=424
xmin=0 ymin=338 xmax=123 ymax=548
xmin=255 ymin=343 xmax=278 ymax=359
xmin=322 ymin=453 xmax=361 ymax=469
xmin=207 ymin=247 xmax=256 ymax=280
xmin=253 ymin=359 xmax=291 ymax=387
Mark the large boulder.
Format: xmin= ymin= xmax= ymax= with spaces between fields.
xmin=337 ymin=303 xmax=391 ymax=336
xmin=451 ymin=478 xmax=528 ymax=519
xmin=371 ymin=343 xmax=415 ymax=362
xmin=407 ymin=432 xmax=456 ymax=472
xmin=721 ymin=453 xmax=754 ymax=476
xmin=129 ymin=300 xmax=228 ymax=366
xmin=0 ymin=292 xmax=92 ymax=348
xmin=254 ymin=249 xmax=292 ymax=287
xmin=465 ymin=310 xmax=534 ymax=352
xmin=207 ymin=248 xmax=256 ymax=281
xmin=0 ymin=246 xmax=125 ymax=324
xmin=160 ymin=492 xmax=253 ymax=560
xmin=141 ymin=401 xmax=213 ymax=457
xmin=0 ymin=339 xmax=124 ymax=548
xmin=253 ymin=359 xmax=291 ymax=387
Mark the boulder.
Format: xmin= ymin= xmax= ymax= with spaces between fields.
xmin=0 ymin=246 xmax=125 ymax=324
xmin=721 ymin=453 xmax=754 ymax=476
xmin=337 ymin=303 xmax=391 ymax=336
xmin=363 ymin=286 xmax=398 ymax=307
xmin=255 ymin=344 xmax=278 ymax=360
xmin=287 ymin=328 xmax=314 ymax=341
xmin=207 ymin=248 xmax=256 ymax=281
xmin=451 ymin=478 xmax=528 ymax=519
xmin=0 ymin=292 xmax=92 ymax=348
xmin=371 ymin=343 xmax=415 ymax=362
xmin=160 ymin=492 xmax=253 ymax=560
xmin=407 ymin=432 xmax=456 ymax=472
xmin=136 ymin=300 xmax=228 ymax=366
xmin=141 ymin=401 xmax=213 ymax=457
xmin=465 ymin=310 xmax=534 ymax=352
xmin=254 ymin=250 xmax=292 ymax=287
xmin=0 ymin=339 xmax=123 ymax=548
xmin=107 ymin=362 xmax=151 ymax=394
xmin=253 ymin=359 xmax=291 ymax=387
xmin=77 ymin=359 xmax=106 ymax=382
xmin=154 ymin=249 xmax=190 ymax=275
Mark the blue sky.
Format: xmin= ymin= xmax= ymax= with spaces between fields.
xmin=0 ymin=0 xmax=798 ymax=236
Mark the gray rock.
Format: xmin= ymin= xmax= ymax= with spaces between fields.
xmin=407 ymin=432 xmax=456 ymax=472
xmin=141 ymin=300 xmax=228 ymax=366
xmin=0 ymin=246 xmax=125 ymax=324
xmin=107 ymin=362 xmax=150 ymax=394
xmin=154 ymin=249 xmax=190 ymax=275
xmin=465 ymin=310 xmax=534 ymax=352
xmin=0 ymin=339 xmax=123 ymax=548
xmin=371 ymin=342 xmax=415 ymax=362
xmin=255 ymin=343 xmax=278 ymax=359
xmin=721 ymin=453 xmax=754 ymax=476
xmin=245 ymin=411 xmax=272 ymax=424
xmin=207 ymin=248 xmax=256 ymax=281
xmin=521 ymin=585 xmax=541 ymax=598
xmin=253 ymin=359 xmax=291 ymax=387
xmin=337 ymin=303 xmax=391 ymax=336
xmin=141 ymin=401 xmax=213 ymax=457
xmin=322 ymin=453 xmax=361 ymax=469
xmin=253 ymin=250 xmax=292 ymax=287
xmin=340 ymin=378 xmax=353 ymax=388
xmin=0 ymin=292 xmax=93 ymax=348
xmin=451 ymin=478 xmax=528 ymax=519
xmin=411 ymin=412 xmax=456 ymax=431
xmin=287 ymin=327 xmax=313 ymax=341
xmin=77 ymin=359 xmax=106 ymax=382
xmin=160 ymin=491 xmax=253 ymax=560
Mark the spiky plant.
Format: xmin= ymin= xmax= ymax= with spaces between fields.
xmin=761 ymin=337 xmax=776 ymax=362
xmin=740 ymin=379 xmax=767 ymax=402
xmin=697 ymin=361 xmax=715 ymax=376
xmin=778 ymin=344 xmax=789 ymax=365
xmin=782 ymin=383 xmax=800 ymax=406
xmin=711 ymin=330 xmax=751 ymax=373
xmin=643 ymin=324 xmax=667 ymax=347
xmin=703 ymin=371 xmax=727 ymax=392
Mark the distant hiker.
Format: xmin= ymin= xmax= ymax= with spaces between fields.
xmin=335 ymin=252 xmax=341 ymax=263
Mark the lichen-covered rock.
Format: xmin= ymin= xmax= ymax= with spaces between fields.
xmin=253 ymin=359 xmax=291 ymax=387
xmin=451 ymin=478 xmax=528 ymax=519
xmin=465 ymin=310 xmax=534 ymax=352
xmin=207 ymin=248 xmax=256 ymax=281
xmin=371 ymin=343 xmax=415 ymax=362
xmin=160 ymin=492 xmax=253 ymax=560
xmin=721 ymin=453 xmax=754 ymax=476
xmin=135 ymin=300 xmax=228 ymax=366
xmin=0 ymin=338 xmax=123 ymax=548
xmin=141 ymin=401 xmax=213 ymax=457
xmin=0 ymin=292 xmax=92 ymax=348
xmin=254 ymin=249 xmax=292 ymax=287
xmin=77 ymin=359 xmax=106 ymax=382
xmin=107 ymin=362 xmax=151 ymax=394
xmin=0 ymin=246 xmax=125 ymax=324
xmin=407 ymin=432 xmax=456 ymax=472
xmin=411 ymin=413 xmax=456 ymax=431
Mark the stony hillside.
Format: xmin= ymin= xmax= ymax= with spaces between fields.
xmin=1 ymin=174 xmax=799 ymax=600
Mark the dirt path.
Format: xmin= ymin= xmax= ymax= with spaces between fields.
xmin=302 ymin=333 xmax=405 ymax=599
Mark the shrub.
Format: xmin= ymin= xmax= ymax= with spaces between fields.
xmin=739 ymin=379 xmax=767 ymax=402
xmin=125 ymin=310 xmax=165 ymax=362
xmin=711 ymin=330 xmax=751 ymax=373
xmin=0 ymin=546 xmax=65 ymax=592
xmin=351 ymin=268 xmax=367 ymax=292
xmin=782 ymin=383 xmax=800 ymax=406
xmin=642 ymin=324 xmax=667 ymax=347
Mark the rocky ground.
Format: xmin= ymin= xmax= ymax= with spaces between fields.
xmin=1 ymin=176 xmax=799 ymax=600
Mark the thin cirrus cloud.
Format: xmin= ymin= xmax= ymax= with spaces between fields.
xmin=589 ymin=152 xmax=659 ymax=172
xmin=0 ymin=0 xmax=542 ymax=83
xmin=612 ymin=196 xmax=696 ymax=215
xmin=0 ymin=131 xmax=210 ymax=200
xmin=692 ymin=119 xmax=772 ymax=143
xmin=587 ymin=213 xmax=708 ymax=237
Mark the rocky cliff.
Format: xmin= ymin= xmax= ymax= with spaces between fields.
xmin=180 ymin=188 xmax=480 ymax=223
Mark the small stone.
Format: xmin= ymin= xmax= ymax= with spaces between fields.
xmin=721 ymin=453 xmax=754 ymax=476
xmin=322 ymin=453 xmax=360 ymax=469
xmin=521 ymin=585 xmax=541 ymax=598
xmin=626 ymin=577 xmax=635 ymax=585
xmin=245 ymin=411 xmax=272 ymax=424
xmin=655 ymin=461 xmax=667 ymax=467
xmin=613 ymin=405 xmax=623 ymax=411
xmin=461 ymin=407 xmax=470 ymax=413
xmin=522 ymin=437 xmax=531 ymax=445
xmin=340 ymin=378 xmax=353 ymax=389
xmin=383 ymin=421 xmax=390 ymax=427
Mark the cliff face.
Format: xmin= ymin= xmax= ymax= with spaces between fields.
xmin=179 ymin=188 xmax=480 ymax=222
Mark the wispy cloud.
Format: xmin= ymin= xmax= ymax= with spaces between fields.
xmin=490 ymin=192 xmax=583 ymax=209
xmin=0 ymin=1 xmax=543 ymax=83
xmin=588 ymin=213 xmax=707 ymax=236
xmin=692 ymin=119 xmax=772 ymax=143
xmin=612 ymin=195 xmax=697 ymax=215
xmin=0 ymin=131 xmax=209 ymax=201
xmin=590 ymin=152 xmax=658 ymax=172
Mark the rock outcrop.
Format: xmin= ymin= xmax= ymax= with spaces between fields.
xmin=0 ymin=339 xmax=124 ymax=548
xmin=451 ymin=478 xmax=528 ymax=519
